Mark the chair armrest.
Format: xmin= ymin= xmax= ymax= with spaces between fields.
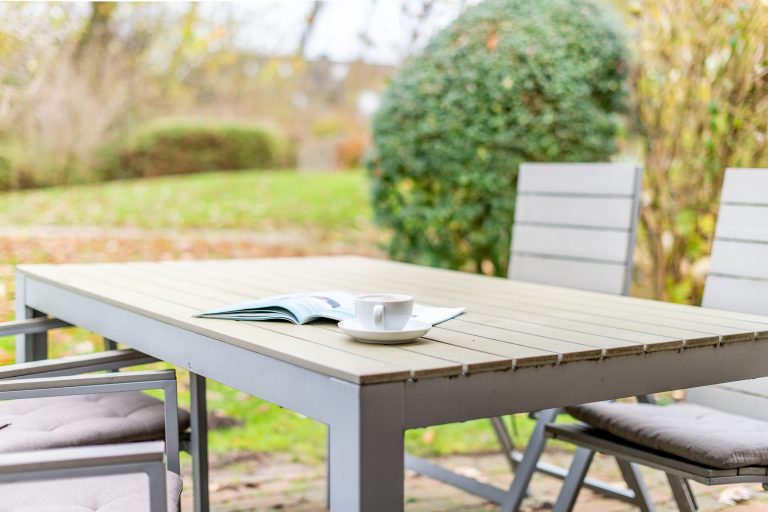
xmin=0 ymin=441 xmax=165 ymax=476
xmin=0 ymin=369 xmax=176 ymax=397
xmin=0 ymin=317 xmax=70 ymax=337
xmin=0 ymin=349 xmax=158 ymax=380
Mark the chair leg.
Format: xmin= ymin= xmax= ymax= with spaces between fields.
xmin=190 ymin=373 xmax=209 ymax=512
xmin=667 ymin=474 xmax=697 ymax=512
xmin=104 ymin=337 xmax=118 ymax=351
xmin=147 ymin=460 xmax=170 ymax=512
xmin=617 ymin=459 xmax=655 ymax=512
xmin=501 ymin=408 xmax=559 ymax=512
xmin=489 ymin=416 xmax=518 ymax=472
xmin=552 ymin=447 xmax=595 ymax=512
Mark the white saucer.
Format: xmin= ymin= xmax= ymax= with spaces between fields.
xmin=338 ymin=318 xmax=431 ymax=344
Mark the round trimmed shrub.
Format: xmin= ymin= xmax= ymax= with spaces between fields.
xmin=100 ymin=119 xmax=296 ymax=180
xmin=368 ymin=0 xmax=628 ymax=275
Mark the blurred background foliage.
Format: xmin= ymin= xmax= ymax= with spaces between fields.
xmin=628 ymin=0 xmax=768 ymax=303
xmin=368 ymin=0 xmax=628 ymax=276
xmin=0 ymin=0 xmax=766 ymax=300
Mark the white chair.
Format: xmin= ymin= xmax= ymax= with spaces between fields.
xmin=0 ymin=442 xmax=180 ymax=512
xmin=406 ymin=162 xmax=647 ymax=508
xmin=547 ymin=167 xmax=768 ymax=511
xmin=2 ymin=318 xmax=209 ymax=510
xmin=508 ymin=162 xmax=642 ymax=295
xmin=0 ymin=365 xmax=182 ymax=511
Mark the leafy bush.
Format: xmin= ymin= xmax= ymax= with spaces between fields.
xmin=368 ymin=0 xmax=628 ymax=275
xmin=0 ymin=143 xmax=31 ymax=191
xmin=629 ymin=1 xmax=768 ymax=303
xmin=100 ymin=119 xmax=296 ymax=180
xmin=0 ymin=147 xmax=11 ymax=191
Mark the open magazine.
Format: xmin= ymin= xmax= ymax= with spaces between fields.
xmin=197 ymin=291 xmax=464 ymax=326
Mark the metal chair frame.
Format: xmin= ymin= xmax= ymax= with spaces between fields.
xmin=5 ymin=315 xmax=210 ymax=511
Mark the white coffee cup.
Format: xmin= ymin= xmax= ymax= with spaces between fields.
xmin=354 ymin=293 xmax=414 ymax=331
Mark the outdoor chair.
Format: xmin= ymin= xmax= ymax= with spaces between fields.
xmin=405 ymin=162 xmax=649 ymax=509
xmin=0 ymin=442 xmax=180 ymax=512
xmin=0 ymin=364 xmax=182 ymax=511
xmin=2 ymin=317 xmax=209 ymax=510
xmin=546 ymin=167 xmax=768 ymax=512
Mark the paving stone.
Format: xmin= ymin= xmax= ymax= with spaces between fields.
xmin=180 ymin=448 xmax=768 ymax=511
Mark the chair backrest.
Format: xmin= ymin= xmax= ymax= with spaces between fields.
xmin=507 ymin=163 xmax=643 ymax=295
xmin=686 ymin=168 xmax=768 ymax=420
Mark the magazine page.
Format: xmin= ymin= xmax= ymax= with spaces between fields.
xmin=198 ymin=291 xmax=356 ymax=324
xmin=198 ymin=290 xmax=464 ymax=325
xmin=411 ymin=304 xmax=465 ymax=326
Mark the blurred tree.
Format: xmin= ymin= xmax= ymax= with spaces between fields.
xmin=630 ymin=0 xmax=768 ymax=302
xmin=297 ymin=2 xmax=324 ymax=57
xmin=73 ymin=2 xmax=117 ymax=65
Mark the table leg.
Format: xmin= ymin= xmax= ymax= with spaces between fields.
xmin=15 ymin=274 xmax=48 ymax=362
xmin=190 ymin=373 xmax=210 ymax=512
xmin=325 ymin=426 xmax=331 ymax=509
xmin=328 ymin=381 xmax=405 ymax=511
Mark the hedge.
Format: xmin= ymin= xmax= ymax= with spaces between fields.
xmin=99 ymin=119 xmax=295 ymax=180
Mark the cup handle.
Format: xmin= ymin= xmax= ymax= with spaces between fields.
xmin=373 ymin=304 xmax=385 ymax=330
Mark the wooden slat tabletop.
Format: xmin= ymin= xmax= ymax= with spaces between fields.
xmin=19 ymin=256 xmax=768 ymax=384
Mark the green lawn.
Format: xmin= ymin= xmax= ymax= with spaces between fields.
xmin=0 ymin=169 xmax=373 ymax=234
xmin=0 ymin=169 xmax=543 ymax=462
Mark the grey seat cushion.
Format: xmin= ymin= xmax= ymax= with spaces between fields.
xmin=0 ymin=471 xmax=182 ymax=511
xmin=567 ymin=402 xmax=768 ymax=469
xmin=0 ymin=392 xmax=190 ymax=453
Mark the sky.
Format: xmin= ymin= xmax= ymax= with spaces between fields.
xmin=203 ymin=0 xmax=474 ymax=65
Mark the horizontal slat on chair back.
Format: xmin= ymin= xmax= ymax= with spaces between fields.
xmin=510 ymin=255 xmax=629 ymax=294
xmin=509 ymin=163 xmax=642 ymax=295
xmin=703 ymin=276 xmax=768 ymax=316
xmin=718 ymin=168 xmax=768 ymax=204
xmin=709 ymin=241 xmax=768 ymax=280
xmin=514 ymin=196 xmax=635 ymax=229
xmin=686 ymin=385 xmax=768 ymax=422
xmin=690 ymin=168 xmax=768 ymax=419
xmin=715 ymin=205 xmax=768 ymax=242
xmin=511 ymin=226 xmax=631 ymax=263
xmin=517 ymin=163 xmax=639 ymax=195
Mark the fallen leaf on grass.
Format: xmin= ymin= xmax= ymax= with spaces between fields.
xmin=718 ymin=486 xmax=752 ymax=505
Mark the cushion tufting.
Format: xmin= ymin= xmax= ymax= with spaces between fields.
xmin=0 ymin=392 xmax=190 ymax=453
xmin=0 ymin=471 xmax=182 ymax=511
xmin=567 ymin=402 xmax=768 ymax=469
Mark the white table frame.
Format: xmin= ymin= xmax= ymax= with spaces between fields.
xmin=16 ymin=269 xmax=768 ymax=511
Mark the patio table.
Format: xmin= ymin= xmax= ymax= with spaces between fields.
xmin=15 ymin=256 xmax=768 ymax=512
